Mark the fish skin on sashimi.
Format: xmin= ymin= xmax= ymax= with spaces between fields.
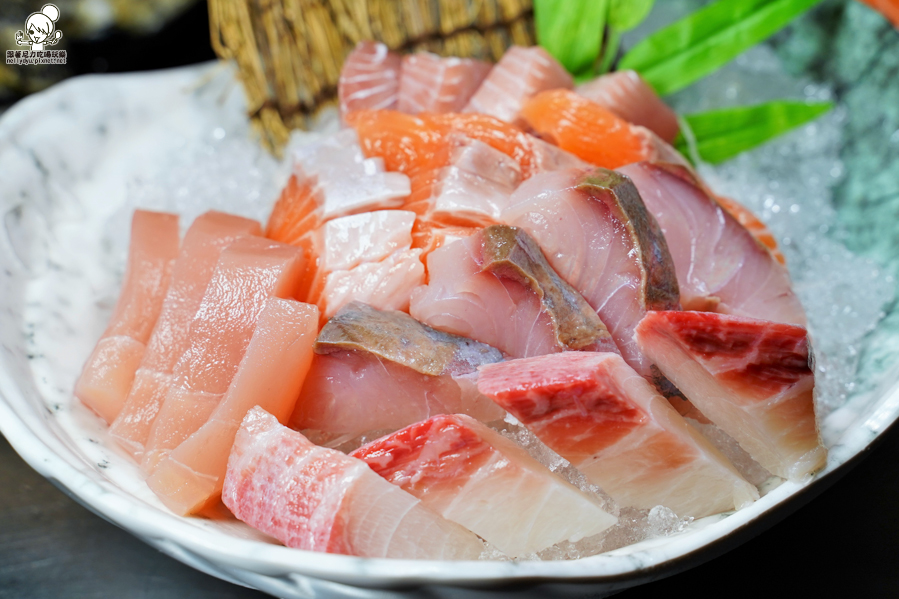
xmin=352 ymin=413 xmax=617 ymax=557
xmin=635 ymin=311 xmax=825 ymax=481
xmin=110 ymin=211 xmax=262 ymax=458
xmin=501 ymin=168 xmax=680 ymax=376
xmin=223 ymin=407 xmax=485 ymax=559
xmin=398 ymin=52 xmax=491 ymax=114
xmin=75 ymin=210 xmax=179 ymax=424
xmin=338 ymin=41 xmax=402 ymax=116
xmin=147 ymin=298 xmax=319 ymax=516
xmin=618 ymin=162 xmax=806 ymax=326
xmin=477 ymin=352 xmax=758 ymax=518
xmin=141 ymin=237 xmax=306 ymax=472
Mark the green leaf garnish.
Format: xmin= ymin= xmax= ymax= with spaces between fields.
xmin=534 ymin=0 xmax=609 ymax=76
xmin=607 ymin=0 xmax=656 ymax=32
xmin=619 ymin=0 xmax=825 ymax=96
xmin=675 ymin=99 xmax=834 ymax=164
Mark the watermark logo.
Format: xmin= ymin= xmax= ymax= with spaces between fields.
xmin=7 ymin=4 xmax=66 ymax=66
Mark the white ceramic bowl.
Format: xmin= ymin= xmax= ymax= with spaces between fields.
xmin=1 ymin=60 xmax=898 ymax=598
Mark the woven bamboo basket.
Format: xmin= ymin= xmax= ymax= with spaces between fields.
xmin=208 ymin=0 xmax=534 ymax=154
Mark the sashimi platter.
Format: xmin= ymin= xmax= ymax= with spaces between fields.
xmin=2 ymin=0 xmax=899 ymax=597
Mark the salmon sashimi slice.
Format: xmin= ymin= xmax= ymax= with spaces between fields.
xmin=75 ymin=210 xmax=179 ymax=424
xmin=635 ymin=311 xmax=826 ymax=481
xmin=110 ymin=211 xmax=262 ymax=457
xmin=141 ymin=237 xmax=306 ymax=472
xmin=398 ymin=52 xmax=492 ymax=114
xmin=477 ymin=352 xmax=759 ymax=518
xmin=519 ymin=89 xmax=665 ymax=169
xmin=713 ymin=193 xmax=786 ymax=265
xmin=146 ymin=298 xmax=319 ymax=516
xmin=319 ymin=248 xmax=425 ymax=318
xmin=576 ymin=70 xmax=680 ymax=143
xmin=351 ymin=414 xmax=617 ymax=557
xmin=501 ymin=168 xmax=680 ymax=376
xmin=338 ymin=41 xmax=402 ymax=116
xmin=265 ymin=172 xmax=323 ymax=246
xmin=618 ymin=162 xmax=805 ymax=326
xmin=290 ymin=302 xmax=504 ymax=440
xmin=411 ymin=225 xmax=617 ymax=358
xmin=223 ymin=407 xmax=485 ymax=559
xmin=464 ymin=46 xmax=574 ymax=123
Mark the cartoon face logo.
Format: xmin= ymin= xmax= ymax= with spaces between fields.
xmin=15 ymin=4 xmax=63 ymax=51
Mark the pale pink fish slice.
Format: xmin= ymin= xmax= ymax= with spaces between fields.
xmin=446 ymin=134 xmax=522 ymax=189
xmin=501 ymin=168 xmax=680 ymax=376
xmin=464 ymin=46 xmax=574 ymax=123
xmin=478 ymin=352 xmax=758 ymax=518
xmin=75 ymin=210 xmax=179 ymax=424
xmin=141 ymin=237 xmax=306 ymax=472
xmin=410 ymin=226 xmax=616 ymax=358
xmin=426 ymin=166 xmax=516 ymax=227
xmin=529 ymin=136 xmax=591 ymax=174
xmin=577 ymin=70 xmax=680 ymax=143
xmin=618 ymin=162 xmax=806 ymax=326
xmin=398 ymin=52 xmax=492 ymax=114
xmin=110 ymin=211 xmax=262 ymax=458
xmin=146 ymin=298 xmax=319 ymax=516
xmin=635 ymin=310 xmax=825 ymax=481
xmin=338 ymin=41 xmax=402 ymax=116
xmin=319 ymin=248 xmax=425 ymax=318
xmin=223 ymin=407 xmax=485 ymax=559
xmin=318 ymin=210 xmax=416 ymax=272
xmin=352 ymin=413 xmax=616 ymax=557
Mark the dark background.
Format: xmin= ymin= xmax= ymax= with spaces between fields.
xmin=3 ymin=2 xmax=899 ymax=598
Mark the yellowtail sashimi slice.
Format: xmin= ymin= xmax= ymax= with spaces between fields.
xmin=398 ymin=52 xmax=491 ymax=114
xmin=618 ymin=162 xmax=806 ymax=325
xmin=141 ymin=237 xmax=306 ymax=471
xmin=75 ymin=210 xmax=179 ymax=424
xmin=223 ymin=407 xmax=484 ymax=558
xmin=147 ymin=298 xmax=319 ymax=515
xmin=110 ymin=211 xmax=262 ymax=457
xmin=635 ymin=310 xmax=826 ymax=481
xmin=478 ymin=352 xmax=758 ymax=518
xmin=338 ymin=41 xmax=402 ymax=115
xmin=351 ymin=413 xmax=617 ymax=557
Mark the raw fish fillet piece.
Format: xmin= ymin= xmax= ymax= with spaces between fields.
xmin=529 ymin=137 xmax=591 ymax=174
xmin=464 ymin=46 xmax=573 ymax=123
xmin=147 ymin=299 xmax=319 ymax=515
xmin=398 ymin=52 xmax=492 ymax=114
xmin=714 ymin=194 xmax=785 ymax=265
xmin=618 ymin=162 xmax=805 ymax=326
xmin=141 ymin=237 xmax=306 ymax=472
xmin=635 ymin=311 xmax=826 ymax=480
xmin=291 ymin=302 xmax=504 ymax=438
xmin=446 ymin=134 xmax=522 ymax=189
xmin=411 ymin=226 xmax=616 ymax=358
xmin=410 ymin=220 xmax=477 ymax=263
xmin=352 ymin=414 xmax=617 ymax=557
xmin=338 ymin=41 xmax=402 ymax=115
xmin=576 ymin=70 xmax=680 ymax=143
xmin=319 ymin=248 xmax=425 ymax=318
xmin=477 ymin=352 xmax=759 ymax=518
xmin=75 ymin=210 xmax=179 ymax=424
xmin=110 ymin=211 xmax=262 ymax=457
xmin=223 ymin=407 xmax=484 ymax=559
xmin=501 ymin=168 xmax=680 ymax=376
xmin=265 ymin=171 xmax=323 ymax=246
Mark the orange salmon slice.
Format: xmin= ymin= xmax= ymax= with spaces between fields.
xmin=75 ymin=210 xmax=179 ymax=424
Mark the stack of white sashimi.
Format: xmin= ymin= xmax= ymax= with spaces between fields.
xmin=74 ymin=40 xmax=827 ymax=561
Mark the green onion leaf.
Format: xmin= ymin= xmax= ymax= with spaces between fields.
xmin=675 ymin=99 xmax=834 ymax=164
xmin=608 ymin=0 xmax=656 ymax=32
xmin=534 ymin=0 xmax=609 ymax=76
xmin=619 ymin=0 xmax=824 ymax=96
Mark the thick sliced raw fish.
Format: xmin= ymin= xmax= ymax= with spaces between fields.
xmin=398 ymin=52 xmax=491 ymax=114
xmin=635 ymin=310 xmax=825 ymax=480
xmin=352 ymin=413 xmax=616 ymax=557
xmin=464 ymin=46 xmax=573 ymax=123
xmin=110 ymin=211 xmax=262 ymax=457
xmin=142 ymin=237 xmax=306 ymax=471
xmin=76 ymin=210 xmax=179 ymax=424
xmin=714 ymin=193 xmax=786 ymax=265
xmin=147 ymin=299 xmax=319 ymax=515
xmin=529 ymin=137 xmax=591 ymax=174
xmin=291 ymin=302 xmax=504 ymax=438
xmin=618 ymin=162 xmax=805 ymax=325
xmin=478 ymin=352 xmax=758 ymax=518
xmin=576 ymin=70 xmax=680 ymax=143
xmin=338 ymin=41 xmax=401 ymax=115
xmin=411 ymin=225 xmax=616 ymax=358
xmin=319 ymin=248 xmax=425 ymax=318
xmin=501 ymin=168 xmax=679 ymax=375
xmin=223 ymin=407 xmax=484 ymax=559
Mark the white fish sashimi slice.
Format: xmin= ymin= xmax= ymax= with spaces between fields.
xmin=398 ymin=52 xmax=492 ymax=114
xmin=428 ymin=166 xmax=515 ymax=226
xmin=319 ymin=210 xmax=416 ymax=271
xmin=320 ymin=248 xmax=425 ymax=318
xmin=351 ymin=413 xmax=617 ymax=557
xmin=619 ymin=163 xmax=806 ymax=325
xmin=447 ymin=134 xmax=523 ymax=189
xmin=529 ymin=137 xmax=591 ymax=174
xmin=223 ymin=407 xmax=484 ymax=559
xmin=338 ymin=41 xmax=402 ymax=115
